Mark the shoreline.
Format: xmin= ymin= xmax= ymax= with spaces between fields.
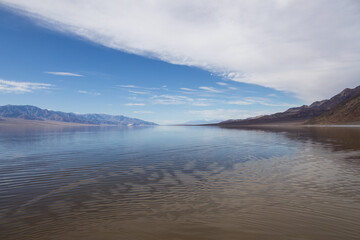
xmin=173 ymin=122 xmax=360 ymax=128
xmin=1 ymin=118 xmax=359 ymax=129
xmin=0 ymin=118 xmax=153 ymax=128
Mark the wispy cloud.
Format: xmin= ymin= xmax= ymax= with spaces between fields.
xmin=152 ymin=94 xmax=209 ymax=106
xmin=45 ymin=72 xmax=83 ymax=77
xmin=119 ymin=85 xmax=138 ymax=88
xmin=128 ymin=90 xmax=151 ymax=95
xmin=180 ymin=87 xmax=196 ymax=91
xmin=152 ymin=95 xmax=193 ymax=105
xmin=133 ymin=110 xmax=153 ymax=114
xmin=216 ymin=82 xmax=227 ymax=86
xmin=192 ymin=102 xmax=210 ymax=106
xmin=124 ymin=103 xmax=145 ymax=106
xmin=77 ymin=90 xmax=101 ymax=96
xmin=228 ymin=97 xmax=297 ymax=107
xmin=227 ymin=100 xmax=253 ymax=105
xmin=199 ymin=86 xmax=222 ymax=93
xmin=0 ymin=79 xmax=52 ymax=93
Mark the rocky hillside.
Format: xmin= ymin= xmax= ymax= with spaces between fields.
xmin=0 ymin=105 xmax=157 ymax=126
xmin=219 ymin=85 xmax=360 ymax=126
xmin=305 ymin=94 xmax=360 ymax=124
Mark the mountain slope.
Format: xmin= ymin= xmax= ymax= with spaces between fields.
xmin=0 ymin=105 xmax=157 ymax=126
xmin=219 ymin=85 xmax=360 ymax=126
xmin=306 ymin=94 xmax=360 ymax=124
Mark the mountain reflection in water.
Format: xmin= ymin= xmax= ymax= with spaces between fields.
xmin=0 ymin=126 xmax=359 ymax=240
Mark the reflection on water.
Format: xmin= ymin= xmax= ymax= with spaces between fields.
xmin=0 ymin=126 xmax=360 ymax=240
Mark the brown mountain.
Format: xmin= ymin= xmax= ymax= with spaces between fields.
xmin=305 ymin=94 xmax=360 ymax=124
xmin=219 ymin=85 xmax=360 ymax=126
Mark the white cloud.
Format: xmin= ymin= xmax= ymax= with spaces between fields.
xmin=216 ymin=82 xmax=227 ymax=86
xmin=124 ymin=103 xmax=145 ymax=106
xmin=180 ymin=87 xmax=195 ymax=91
xmin=192 ymin=102 xmax=210 ymax=106
xmin=77 ymin=90 xmax=101 ymax=96
xmin=128 ymin=90 xmax=150 ymax=95
xmin=152 ymin=94 xmax=210 ymax=106
xmin=45 ymin=71 xmax=83 ymax=77
xmin=119 ymin=85 xmax=138 ymax=88
xmin=4 ymin=0 xmax=360 ymax=101
xmin=0 ymin=79 xmax=52 ymax=93
xmin=227 ymin=100 xmax=253 ymax=105
xmin=228 ymin=97 xmax=297 ymax=107
xmin=228 ymin=87 xmax=237 ymax=90
xmin=199 ymin=86 xmax=221 ymax=93
xmin=245 ymin=97 xmax=298 ymax=107
xmin=133 ymin=110 xmax=153 ymax=114
xmin=152 ymin=95 xmax=193 ymax=105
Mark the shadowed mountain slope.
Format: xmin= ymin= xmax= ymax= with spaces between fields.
xmin=305 ymin=94 xmax=360 ymax=124
xmin=219 ymin=85 xmax=360 ymax=126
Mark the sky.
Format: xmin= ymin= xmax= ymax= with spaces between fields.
xmin=0 ymin=1 xmax=359 ymax=124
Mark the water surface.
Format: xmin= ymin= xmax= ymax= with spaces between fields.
xmin=1 ymin=126 xmax=360 ymax=239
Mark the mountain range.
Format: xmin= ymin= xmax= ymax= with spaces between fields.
xmin=219 ymin=85 xmax=360 ymax=126
xmin=1 ymin=85 xmax=359 ymax=127
xmin=0 ymin=105 xmax=157 ymax=126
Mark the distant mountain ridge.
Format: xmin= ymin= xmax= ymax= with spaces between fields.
xmin=219 ymin=85 xmax=360 ymax=126
xmin=0 ymin=105 xmax=157 ymax=126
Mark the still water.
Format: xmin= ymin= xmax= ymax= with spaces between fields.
xmin=0 ymin=126 xmax=360 ymax=240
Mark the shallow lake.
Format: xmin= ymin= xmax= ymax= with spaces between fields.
xmin=1 ymin=125 xmax=360 ymax=239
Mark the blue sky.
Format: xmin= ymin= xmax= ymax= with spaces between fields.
xmin=0 ymin=1 xmax=359 ymax=124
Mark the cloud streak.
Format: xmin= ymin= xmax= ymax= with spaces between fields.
xmin=133 ymin=110 xmax=153 ymax=114
xmin=128 ymin=90 xmax=151 ymax=95
xmin=199 ymin=86 xmax=221 ymax=93
xmin=152 ymin=94 xmax=210 ymax=106
xmin=180 ymin=87 xmax=196 ymax=91
xmin=45 ymin=72 xmax=83 ymax=77
xmin=216 ymin=82 xmax=227 ymax=86
xmin=119 ymin=85 xmax=138 ymax=88
xmin=0 ymin=79 xmax=52 ymax=93
xmin=77 ymin=90 xmax=101 ymax=96
xmin=3 ymin=0 xmax=360 ymax=101
xmin=124 ymin=103 xmax=145 ymax=106
xmin=228 ymin=97 xmax=297 ymax=107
